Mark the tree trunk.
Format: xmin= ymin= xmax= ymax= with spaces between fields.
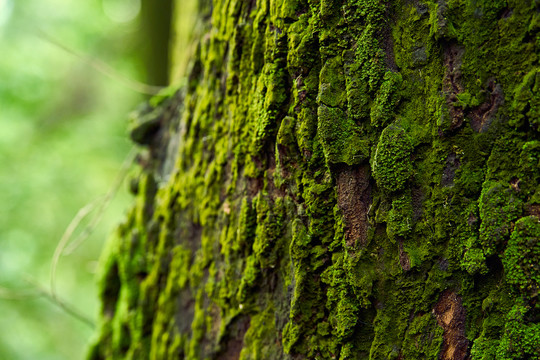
xmin=88 ymin=0 xmax=540 ymax=359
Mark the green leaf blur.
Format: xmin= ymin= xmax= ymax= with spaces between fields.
xmin=0 ymin=0 xmax=145 ymax=358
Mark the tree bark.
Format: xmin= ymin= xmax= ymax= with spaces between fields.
xmin=89 ymin=0 xmax=540 ymax=359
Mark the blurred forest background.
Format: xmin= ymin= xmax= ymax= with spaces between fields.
xmin=0 ymin=0 xmax=163 ymax=358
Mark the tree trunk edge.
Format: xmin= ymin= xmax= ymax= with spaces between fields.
xmin=89 ymin=1 xmax=540 ymax=359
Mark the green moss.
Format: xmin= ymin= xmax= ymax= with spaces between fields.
xmin=355 ymin=25 xmax=385 ymax=93
xmin=91 ymin=0 xmax=540 ymax=358
xmin=503 ymin=216 xmax=540 ymax=295
xmin=252 ymin=193 xmax=285 ymax=268
xmin=290 ymin=218 xmax=309 ymax=262
xmin=400 ymin=313 xmax=443 ymax=359
xmin=317 ymin=105 xmax=370 ymax=165
xmin=345 ymin=4 xmax=387 ymax=123
xmin=372 ymin=124 xmax=413 ymax=192
xmin=511 ymin=68 xmax=540 ymax=129
xmin=235 ymin=198 xmax=257 ymax=252
xmin=470 ymin=338 xmax=500 ymax=360
xmin=237 ymin=255 xmax=261 ymax=303
xmin=497 ymin=302 xmax=540 ymax=359
xmin=318 ymin=56 xmax=346 ymax=108
xmin=276 ymin=115 xmax=297 ymax=152
xmin=150 ymin=245 xmax=191 ymax=358
xmin=282 ymin=321 xmax=301 ymax=354
xmin=519 ymin=141 xmax=540 ymax=196
xmin=470 ymin=292 xmax=509 ymax=360
xmin=454 ymin=91 xmax=481 ymax=109
xmin=478 ymin=181 xmax=522 ymax=257
xmin=186 ymin=290 xmax=207 ymax=359
xmin=333 ymin=294 xmax=360 ymax=341
xmin=462 ymin=242 xmax=488 ymax=275
xmin=370 ymin=71 xmax=403 ymax=128
xmin=387 ymin=190 xmax=414 ymax=241
xmin=321 ymin=251 xmax=373 ymax=345
xmin=239 ymin=305 xmax=278 ymax=360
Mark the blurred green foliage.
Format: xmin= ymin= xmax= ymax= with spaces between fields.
xmin=0 ymin=0 xmax=147 ymax=358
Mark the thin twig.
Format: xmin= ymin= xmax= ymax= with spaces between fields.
xmin=50 ymin=147 xmax=137 ymax=304
xmin=0 ymin=285 xmax=41 ymax=300
xmin=23 ymin=276 xmax=95 ymax=328
xmin=49 ymin=199 xmax=101 ymax=303
xmin=64 ymin=147 xmax=137 ymax=254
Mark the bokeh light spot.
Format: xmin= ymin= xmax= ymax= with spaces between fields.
xmin=0 ymin=0 xmax=13 ymax=27
xmin=102 ymin=0 xmax=141 ymax=23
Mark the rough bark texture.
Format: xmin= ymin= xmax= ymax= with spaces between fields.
xmin=88 ymin=0 xmax=540 ymax=359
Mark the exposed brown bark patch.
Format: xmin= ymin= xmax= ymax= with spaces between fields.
xmin=176 ymin=288 xmax=195 ymax=334
xmin=381 ymin=26 xmax=398 ymax=72
xmin=246 ymin=0 xmax=257 ymax=15
xmin=442 ymin=43 xmax=465 ymax=132
xmin=438 ymin=257 xmax=449 ymax=272
xmin=295 ymin=75 xmax=307 ymax=105
xmin=499 ymin=7 xmax=513 ymax=19
xmin=433 ymin=290 xmax=469 ymax=360
xmin=276 ymin=144 xmax=292 ymax=179
xmin=173 ymin=212 xmax=202 ymax=254
xmin=526 ymin=204 xmax=540 ymax=218
xmin=411 ymin=187 xmax=424 ymax=221
xmin=469 ymin=81 xmax=503 ymax=133
xmin=215 ymin=315 xmax=251 ymax=360
xmin=441 ymin=152 xmax=460 ymax=187
xmin=131 ymin=91 xmax=184 ymax=181
xmin=467 ymin=212 xmax=478 ymax=226
xmin=336 ymin=165 xmax=371 ymax=246
xmin=398 ymin=239 xmax=411 ymax=271
xmin=442 ymin=45 xmax=503 ymax=134
xmin=247 ymin=175 xmax=264 ymax=197
xmin=199 ymin=300 xmax=222 ymax=359
xmin=102 ymin=262 xmax=120 ymax=318
xmin=267 ymin=152 xmax=287 ymax=198
xmin=509 ymin=177 xmax=520 ymax=191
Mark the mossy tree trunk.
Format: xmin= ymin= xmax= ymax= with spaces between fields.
xmin=89 ymin=0 xmax=540 ymax=359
